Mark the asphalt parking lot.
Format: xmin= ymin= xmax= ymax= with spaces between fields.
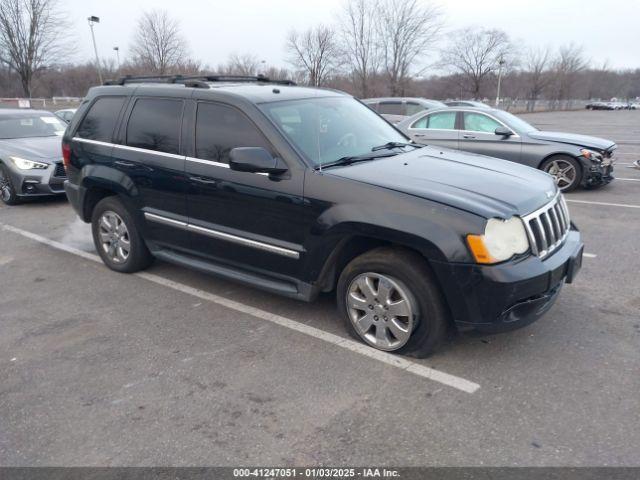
xmin=0 ymin=109 xmax=639 ymax=466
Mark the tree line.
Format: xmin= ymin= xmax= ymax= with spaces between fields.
xmin=1 ymin=0 xmax=638 ymax=104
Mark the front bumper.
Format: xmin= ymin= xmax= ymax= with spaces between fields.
xmin=579 ymin=157 xmax=614 ymax=188
xmin=4 ymin=160 xmax=67 ymax=197
xmin=431 ymin=228 xmax=583 ymax=332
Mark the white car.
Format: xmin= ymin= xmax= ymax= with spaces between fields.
xmin=54 ymin=108 xmax=77 ymax=123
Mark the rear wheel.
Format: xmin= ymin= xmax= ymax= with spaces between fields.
xmin=541 ymin=155 xmax=581 ymax=192
xmin=91 ymin=196 xmax=153 ymax=273
xmin=337 ymin=247 xmax=448 ymax=357
xmin=0 ymin=164 xmax=20 ymax=205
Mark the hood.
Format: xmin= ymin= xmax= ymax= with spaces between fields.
xmin=326 ymin=147 xmax=557 ymax=218
xmin=0 ymin=136 xmax=62 ymax=163
xmin=528 ymin=131 xmax=615 ymax=151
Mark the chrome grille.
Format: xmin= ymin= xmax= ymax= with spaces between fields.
xmin=522 ymin=193 xmax=570 ymax=258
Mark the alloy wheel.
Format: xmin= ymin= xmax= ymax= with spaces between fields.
xmin=545 ymin=159 xmax=576 ymax=190
xmin=346 ymin=272 xmax=416 ymax=351
xmin=98 ymin=211 xmax=131 ymax=264
xmin=0 ymin=168 xmax=12 ymax=201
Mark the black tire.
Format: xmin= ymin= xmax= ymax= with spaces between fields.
xmin=0 ymin=163 xmax=20 ymax=205
xmin=91 ymin=196 xmax=153 ymax=273
xmin=540 ymin=155 xmax=581 ymax=193
xmin=336 ymin=247 xmax=449 ymax=358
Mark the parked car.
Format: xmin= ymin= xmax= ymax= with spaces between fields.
xmin=63 ymin=75 xmax=583 ymax=357
xmin=445 ymin=100 xmax=491 ymax=108
xmin=361 ymin=97 xmax=447 ymax=123
xmin=397 ymin=106 xmax=615 ymax=192
xmin=0 ymin=109 xmax=68 ymax=205
xmin=54 ymin=108 xmax=77 ymax=123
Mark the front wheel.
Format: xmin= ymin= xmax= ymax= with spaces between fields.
xmin=337 ymin=247 xmax=449 ymax=357
xmin=541 ymin=155 xmax=581 ymax=192
xmin=91 ymin=196 xmax=153 ymax=273
xmin=0 ymin=164 xmax=20 ymax=205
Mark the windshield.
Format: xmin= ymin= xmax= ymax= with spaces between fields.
xmin=499 ymin=111 xmax=538 ymax=133
xmin=0 ymin=114 xmax=67 ymax=139
xmin=260 ymin=97 xmax=408 ymax=168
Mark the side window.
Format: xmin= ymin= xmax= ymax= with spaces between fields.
xmin=463 ymin=112 xmax=501 ymax=133
xmin=76 ymin=96 xmax=125 ymax=142
xmin=126 ymin=98 xmax=183 ymax=154
xmin=412 ymin=111 xmax=456 ymax=129
xmin=405 ymin=102 xmax=425 ymax=116
xmin=195 ymin=102 xmax=273 ymax=164
xmin=378 ymin=102 xmax=403 ymax=116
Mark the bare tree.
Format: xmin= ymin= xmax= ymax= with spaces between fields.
xmin=221 ymin=53 xmax=262 ymax=76
xmin=524 ymin=46 xmax=552 ymax=111
xmin=0 ymin=0 xmax=69 ymax=97
xmin=551 ymin=43 xmax=587 ymax=106
xmin=130 ymin=10 xmax=188 ymax=75
xmin=338 ymin=0 xmax=379 ymax=97
xmin=286 ymin=25 xmax=339 ymax=86
xmin=440 ymin=27 xmax=512 ymax=99
xmin=376 ymin=0 xmax=442 ymax=96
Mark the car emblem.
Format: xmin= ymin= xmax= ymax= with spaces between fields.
xmin=546 ymin=190 xmax=554 ymax=198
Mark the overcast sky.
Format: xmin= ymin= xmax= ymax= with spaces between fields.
xmin=64 ymin=0 xmax=639 ymax=73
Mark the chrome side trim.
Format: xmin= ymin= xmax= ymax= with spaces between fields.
xmin=73 ymin=137 xmax=113 ymax=148
xmin=144 ymin=212 xmax=300 ymax=259
xmin=186 ymin=156 xmax=229 ymax=168
xmin=187 ymin=224 xmax=300 ymax=259
xmin=73 ymin=137 xmax=185 ymax=160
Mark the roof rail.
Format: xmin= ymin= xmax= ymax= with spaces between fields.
xmin=103 ymin=74 xmax=296 ymax=88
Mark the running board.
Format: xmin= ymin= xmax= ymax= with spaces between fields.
xmin=153 ymin=249 xmax=301 ymax=298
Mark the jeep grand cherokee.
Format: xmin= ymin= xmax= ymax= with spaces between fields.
xmin=63 ymin=75 xmax=584 ymax=357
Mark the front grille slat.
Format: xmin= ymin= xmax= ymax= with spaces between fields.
xmin=523 ymin=193 xmax=570 ymax=259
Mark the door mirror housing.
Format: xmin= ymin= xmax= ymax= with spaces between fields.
xmin=229 ymin=147 xmax=288 ymax=174
xmin=495 ymin=126 xmax=514 ymax=137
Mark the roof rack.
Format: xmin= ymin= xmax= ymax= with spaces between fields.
xmin=103 ymin=74 xmax=296 ymax=88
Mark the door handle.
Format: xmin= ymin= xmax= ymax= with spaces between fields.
xmin=462 ymin=134 xmax=476 ymax=139
xmin=189 ymin=176 xmax=218 ymax=185
xmin=115 ymin=160 xmax=136 ymax=167
xmin=413 ymin=133 xmax=426 ymax=137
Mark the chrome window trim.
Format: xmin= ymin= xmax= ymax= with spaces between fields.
xmin=143 ymin=212 xmax=300 ymax=259
xmin=73 ymin=137 xmax=185 ymax=159
xmin=186 ymin=156 xmax=229 ymax=168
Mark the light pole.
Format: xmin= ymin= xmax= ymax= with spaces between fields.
xmin=495 ymin=57 xmax=506 ymax=108
xmin=88 ymin=16 xmax=103 ymax=84
xmin=113 ymin=46 xmax=120 ymax=70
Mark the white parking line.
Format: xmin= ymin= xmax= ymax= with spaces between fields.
xmin=616 ymin=178 xmax=640 ymax=182
xmin=566 ymin=199 xmax=640 ymax=209
xmin=1 ymin=223 xmax=481 ymax=394
xmin=583 ymin=253 xmax=597 ymax=258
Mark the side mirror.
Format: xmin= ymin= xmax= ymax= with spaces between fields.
xmin=495 ymin=126 xmax=514 ymax=137
xmin=229 ymin=147 xmax=288 ymax=174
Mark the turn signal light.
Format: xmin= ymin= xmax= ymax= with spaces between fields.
xmin=466 ymin=234 xmax=496 ymax=264
xmin=62 ymin=142 xmax=71 ymax=169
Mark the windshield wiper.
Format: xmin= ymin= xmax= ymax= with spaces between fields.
xmin=371 ymin=141 xmax=423 ymax=152
xmin=315 ymin=151 xmax=399 ymax=170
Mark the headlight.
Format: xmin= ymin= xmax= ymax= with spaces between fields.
xmin=467 ymin=217 xmax=530 ymax=264
xmin=580 ymin=148 xmax=603 ymax=162
xmin=9 ymin=156 xmax=48 ymax=170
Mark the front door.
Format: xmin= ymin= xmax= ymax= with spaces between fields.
xmin=184 ymin=101 xmax=305 ymax=279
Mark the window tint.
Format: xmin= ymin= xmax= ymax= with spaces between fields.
xmin=77 ymin=97 xmax=125 ymax=142
xmin=405 ymin=102 xmax=425 ymax=116
xmin=126 ymin=98 xmax=183 ymax=154
xmin=378 ymin=102 xmax=404 ymax=116
xmin=463 ymin=112 xmax=501 ymax=133
xmin=196 ymin=102 xmax=272 ymax=164
xmin=412 ymin=111 xmax=456 ymax=130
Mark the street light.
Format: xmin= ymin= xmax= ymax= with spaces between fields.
xmin=495 ymin=57 xmax=506 ymax=108
xmin=113 ymin=46 xmax=120 ymax=70
xmin=87 ymin=16 xmax=103 ymax=84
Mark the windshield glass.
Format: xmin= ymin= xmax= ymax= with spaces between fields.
xmin=499 ymin=111 xmax=538 ymax=133
xmin=260 ymin=97 xmax=408 ymax=168
xmin=0 ymin=114 xmax=67 ymax=139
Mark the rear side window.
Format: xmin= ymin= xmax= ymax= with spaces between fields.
xmin=412 ymin=111 xmax=457 ymax=129
xmin=76 ymin=96 xmax=125 ymax=142
xmin=126 ymin=98 xmax=183 ymax=154
xmin=195 ymin=102 xmax=273 ymax=164
xmin=378 ymin=102 xmax=404 ymax=116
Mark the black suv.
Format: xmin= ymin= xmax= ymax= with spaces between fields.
xmin=63 ymin=75 xmax=584 ymax=357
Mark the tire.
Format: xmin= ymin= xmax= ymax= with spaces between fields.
xmin=0 ymin=163 xmax=20 ymax=205
xmin=336 ymin=247 xmax=449 ymax=358
xmin=540 ymin=155 xmax=581 ymax=192
xmin=91 ymin=196 xmax=153 ymax=273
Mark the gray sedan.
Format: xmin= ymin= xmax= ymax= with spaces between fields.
xmin=397 ymin=107 xmax=615 ymax=191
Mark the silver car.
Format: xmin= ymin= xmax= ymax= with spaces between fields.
xmin=397 ymin=106 xmax=616 ymax=192
xmin=362 ymin=97 xmax=447 ymax=124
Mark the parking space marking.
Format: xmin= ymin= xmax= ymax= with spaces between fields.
xmin=566 ymin=199 xmax=640 ymax=209
xmin=583 ymin=253 xmax=597 ymax=258
xmin=616 ymin=178 xmax=640 ymax=182
xmin=1 ymin=223 xmax=481 ymax=394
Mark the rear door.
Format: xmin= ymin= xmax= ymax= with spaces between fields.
xmin=113 ymin=96 xmax=189 ymax=250
xmin=459 ymin=111 xmax=521 ymax=161
xmin=405 ymin=110 xmax=459 ymax=149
